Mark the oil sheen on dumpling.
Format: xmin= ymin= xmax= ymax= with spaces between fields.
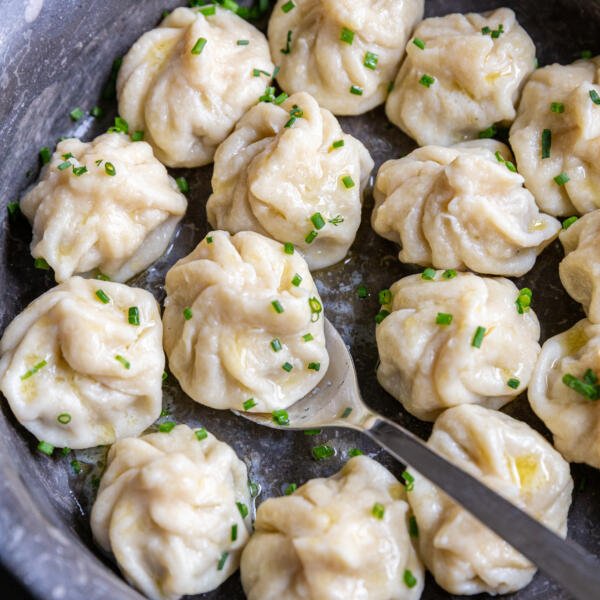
xmin=0 ymin=277 xmax=163 ymax=449
xmin=241 ymin=455 xmax=424 ymax=600
xmin=206 ymin=91 xmax=373 ymax=269
xmin=529 ymin=318 xmax=600 ymax=468
xmin=91 ymin=425 xmax=251 ymax=600
xmin=267 ymin=0 xmax=424 ymax=116
xmin=372 ymin=140 xmax=560 ymax=276
xmin=386 ymin=8 xmax=535 ymax=146
xmin=376 ymin=271 xmax=540 ymax=421
xmin=559 ymin=211 xmax=600 ymax=322
xmin=117 ymin=6 xmax=274 ymax=167
xmin=162 ymin=230 xmax=329 ymax=412
xmin=20 ymin=133 xmax=187 ymax=283
xmin=406 ymin=405 xmax=572 ymax=595
xmin=509 ymin=57 xmax=600 ymax=216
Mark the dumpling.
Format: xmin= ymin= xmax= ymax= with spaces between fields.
xmin=386 ymin=8 xmax=536 ymax=146
xmin=406 ymin=404 xmax=572 ymax=595
xmin=372 ymin=140 xmax=560 ymax=276
xmin=559 ymin=211 xmax=600 ymax=322
xmin=117 ymin=6 xmax=274 ymax=167
xmin=162 ymin=230 xmax=329 ymax=412
xmin=241 ymin=455 xmax=424 ymax=600
xmin=20 ymin=133 xmax=187 ymax=283
xmin=91 ymin=424 xmax=251 ymax=600
xmin=376 ymin=271 xmax=540 ymax=421
xmin=510 ymin=58 xmax=600 ymax=216
xmin=529 ymin=318 xmax=600 ymax=468
xmin=0 ymin=277 xmax=163 ymax=449
xmin=267 ymin=0 xmax=424 ymax=116
xmin=207 ymin=91 xmax=373 ymax=269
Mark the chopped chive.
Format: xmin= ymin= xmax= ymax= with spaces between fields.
xmin=95 ymin=289 xmax=110 ymax=304
xmin=330 ymin=139 xmax=344 ymax=151
xmin=291 ymin=273 xmax=303 ymax=287
xmin=481 ymin=26 xmax=491 ymax=35
xmin=231 ymin=524 xmax=238 ymax=541
xmin=471 ymin=326 xmax=486 ymax=348
xmin=131 ymin=130 xmax=144 ymax=142
xmin=183 ymin=307 xmax=193 ymax=320
xmin=236 ymin=501 xmax=249 ymax=518
xmin=307 ymin=362 xmax=320 ymax=371
xmin=175 ymin=176 xmax=189 ymax=193
xmin=249 ymin=481 xmax=260 ymax=497
xmin=283 ymin=242 xmax=294 ymax=254
xmin=442 ymin=269 xmax=457 ymax=279
xmin=57 ymin=161 xmax=71 ymax=171
xmin=272 ymin=409 xmax=290 ymax=426
xmin=158 ymin=421 xmax=176 ymax=433
xmin=304 ymin=428 xmax=321 ymax=435
xmin=128 ymin=306 xmax=140 ymax=326
xmin=302 ymin=333 xmax=314 ymax=342
xmin=7 ymin=202 xmax=20 ymax=217
xmin=72 ymin=166 xmax=88 ymax=176
xmin=282 ymin=362 xmax=293 ymax=372
xmin=274 ymin=92 xmax=288 ymax=105
xmin=478 ymin=125 xmax=497 ymax=139
xmin=491 ymin=23 xmax=504 ymax=39
xmin=494 ymin=150 xmax=517 ymax=172
xmin=62 ymin=447 xmax=72 ymax=457
xmin=62 ymin=152 xmax=74 ymax=160
xmin=357 ymin=284 xmax=368 ymax=299
xmin=217 ymin=551 xmax=229 ymax=571
xmin=541 ymin=128 xmax=552 ymax=159
xmin=272 ymin=300 xmax=285 ymax=314
xmin=34 ymin=257 xmax=50 ymax=270
xmin=421 ymin=267 xmax=436 ymax=280
xmin=387 ymin=81 xmax=394 ymax=93
xmin=20 ymin=360 xmax=48 ymax=380
xmin=70 ymin=460 xmax=82 ymax=474
xmin=363 ymin=51 xmax=378 ymax=70
xmin=516 ymin=287 xmax=532 ymax=314
xmin=581 ymin=50 xmax=593 ymax=59
xmin=310 ymin=212 xmax=326 ymax=230
xmin=115 ymin=355 xmax=131 ymax=369
xmin=375 ymin=309 xmax=390 ymax=324
xmin=57 ymin=413 xmax=71 ymax=425
xmin=562 ymin=216 xmax=578 ymax=229
xmin=160 ymin=408 xmax=169 ymax=417
xmin=329 ymin=214 xmax=344 ymax=225
xmin=273 ymin=65 xmax=281 ymax=78
xmin=40 ymin=146 xmax=52 ymax=164
xmin=349 ymin=85 xmax=363 ymax=95
xmin=243 ymin=398 xmax=257 ymax=411
xmin=551 ymin=102 xmax=565 ymax=113
xmin=284 ymin=116 xmax=297 ymax=128
xmin=378 ymin=289 xmax=392 ymax=305
xmin=94 ymin=159 xmax=103 ymax=167
xmin=270 ymin=338 xmax=283 ymax=352
xmin=260 ymin=86 xmax=276 ymax=103
xmin=409 ymin=515 xmax=419 ymax=537
xmin=562 ymin=372 xmax=600 ymax=400
xmin=108 ymin=116 xmax=129 ymax=134
xmin=70 ymin=107 xmax=84 ymax=121
xmin=104 ymin=162 xmax=116 ymax=176
xmin=191 ymin=37 xmax=208 ymax=55
xmin=206 ymin=236 xmax=213 ymax=244
xmin=418 ymin=74 xmax=435 ymax=88
xmin=589 ymin=90 xmax=600 ymax=105
xmin=253 ymin=68 xmax=271 ymax=77
xmin=341 ymin=175 xmax=355 ymax=189
xmin=340 ymin=406 xmax=352 ymax=418
xmin=284 ymin=483 xmax=297 ymax=495
xmin=200 ymin=5 xmax=216 ymax=16
xmin=162 ymin=371 xmax=168 ymax=381
xmin=308 ymin=297 xmax=322 ymax=321
xmin=554 ymin=172 xmax=570 ymax=186
xmin=401 ymin=470 xmax=415 ymax=491
xmin=436 ymin=312 xmax=453 ymax=325
xmin=195 ymin=428 xmax=208 ymax=441
xmin=237 ymin=39 xmax=249 ymax=45
xmin=340 ymin=27 xmax=354 ymax=45
xmin=281 ymin=0 xmax=295 ymax=12
xmin=507 ymin=377 xmax=520 ymax=389
xmin=412 ymin=37 xmax=425 ymax=50
xmin=404 ymin=569 xmax=417 ymax=589
xmin=348 ymin=448 xmax=363 ymax=456
xmin=372 ymin=502 xmax=385 ymax=519
xmin=37 ymin=441 xmax=54 ymax=456
xmin=91 ymin=105 xmax=104 ymax=118
xmin=312 ymin=444 xmax=335 ymax=460
xmin=305 ymin=230 xmax=318 ymax=244
xmin=281 ymin=30 xmax=292 ymax=55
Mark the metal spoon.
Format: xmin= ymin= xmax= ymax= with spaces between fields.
xmin=235 ymin=319 xmax=600 ymax=600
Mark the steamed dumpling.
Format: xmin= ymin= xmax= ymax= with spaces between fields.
xmin=376 ymin=271 xmax=540 ymax=421
xmin=117 ymin=6 xmax=274 ymax=167
xmin=0 ymin=277 xmax=163 ymax=449
xmin=372 ymin=140 xmax=560 ymax=276
xmin=20 ymin=133 xmax=187 ymax=283
xmin=241 ymin=455 xmax=424 ymax=600
xmin=559 ymin=211 xmax=600 ymax=322
xmin=407 ymin=404 xmax=572 ymax=595
xmin=162 ymin=230 xmax=329 ymax=412
xmin=510 ymin=57 xmax=600 ymax=216
xmin=207 ymin=91 xmax=373 ymax=269
xmin=267 ymin=0 xmax=424 ymax=115
xmin=529 ymin=318 xmax=600 ymax=468
xmin=386 ymin=8 xmax=535 ymax=146
xmin=91 ymin=425 xmax=251 ymax=600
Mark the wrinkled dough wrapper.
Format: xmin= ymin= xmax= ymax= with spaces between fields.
xmin=407 ymin=405 xmax=572 ymax=595
xmin=117 ymin=7 xmax=274 ymax=167
xmin=510 ymin=58 xmax=600 ymax=216
xmin=0 ymin=277 xmax=163 ymax=449
xmin=372 ymin=140 xmax=560 ymax=276
xmin=376 ymin=271 xmax=540 ymax=421
xmin=386 ymin=8 xmax=535 ymax=146
xmin=20 ymin=134 xmax=187 ymax=283
xmin=241 ymin=456 xmax=424 ymax=600
xmin=559 ymin=210 xmax=600 ymax=322
xmin=207 ymin=92 xmax=373 ymax=269
xmin=529 ymin=318 xmax=600 ymax=468
xmin=163 ymin=230 xmax=328 ymax=411
xmin=91 ymin=425 xmax=251 ymax=600
xmin=268 ymin=0 xmax=423 ymax=115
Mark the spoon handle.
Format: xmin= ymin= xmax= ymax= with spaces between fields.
xmin=365 ymin=415 xmax=600 ymax=600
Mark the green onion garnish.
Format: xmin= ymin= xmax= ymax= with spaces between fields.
xmin=195 ymin=428 xmax=208 ymax=441
xmin=554 ymin=172 xmax=570 ymax=186
xmin=305 ymin=230 xmax=318 ymax=244
xmin=357 ymin=284 xmax=368 ymax=298
xmin=200 ymin=5 xmax=216 ymax=16
xmin=581 ymin=50 xmax=593 ymax=59
xmin=283 ymin=242 xmax=294 ymax=254
xmin=243 ymin=398 xmax=257 ymax=411
xmin=551 ymin=102 xmax=565 ymax=113
xmin=312 ymin=444 xmax=335 ymax=460
xmin=516 ymin=287 xmax=532 ymax=314
xmin=341 ymin=175 xmax=355 ymax=189
xmin=115 ymin=355 xmax=130 ymax=369
xmin=340 ymin=27 xmax=354 ymax=45
xmin=231 ymin=524 xmax=238 ymax=541
xmin=237 ymin=39 xmax=249 ymax=45
xmin=272 ymin=409 xmax=290 ymax=426
xmin=162 ymin=371 xmax=168 ymax=381
xmin=478 ymin=125 xmax=497 ymax=139
xmin=349 ymin=85 xmax=364 ymax=95
xmin=375 ymin=310 xmax=390 ymax=324
xmin=330 ymin=139 xmax=344 ymax=151
xmin=291 ymin=273 xmax=302 ymax=287
xmin=7 ymin=202 xmax=20 ymax=218
xmin=372 ymin=502 xmax=385 ymax=519
xmin=159 ymin=421 xmax=176 ymax=433
xmin=91 ymin=105 xmax=104 ymax=118
xmin=307 ymin=362 xmax=320 ymax=371
xmin=58 ymin=161 xmax=71 ymax=171
xmin=20 ymin=360 xmax=48 ymax=381
xmin=104 ymin=162 xmax=116 ymax=176
xmin=562 ymin=370 xmax=600 ymax=400
xmin=481 ymin=26 xmax=491 ymax=35
xmin=378 ymin=289 xmax=392 ymax=305
xmin=310 ymin=212 xmax=326 ymax=230
xmin=348 ymin=448 xmax=363 ymax=457
xmin=541 ymin=128 xmax=552 ymax=159
xmin=272 ymin=300 xmax=285 ymax=314
xmin=409 ymin=515 xmax=419 ymax=537
xmin=72 ymin=166 xmax=88 ymax=176
xmin=253 ymin=68 xmax=271 ymax=77
xmin=284 ymin=483 xmax=297 ymax=495
xmin=95 ymin=289 xmax=110 ymax=304
xmin=176 ymin=176 xmax=189 ymax=193
xmin=491 ymin=23 xmax=504 ymax=38
xmin=70 ymin=107 xmax=84 ymax=121
xmin=363 ymin=51 xmax=378 ymax=70
xmin=191 ymin=37 xmax=208 ymax=55
xmin=183 ymin=307 xmax=193 ymax=320
xmin=37 ymin=441 xmax=54 ymax=456
xmin=507 ymin=378 xmax=520 ymax=389
xmin=304 ymin=428 xmax=322 ymax=435
xmin=131 ymin=130 xmax=144 ymax=142
xmin=471 ymin=326 xmax=486 ymax=348
xmin=401 ymin=470 xmax=415 ymax=491
xmin=40 ymin=146 xmax=52 ymax=164
xmin=271 ymin=338 xmax=282 ymax=352
xmin=70 ymin=459 xmax=82 ymax=474
xmin=217 ymin=551 xmax=229 ymax=571
xmin=274 ymin=92 xmax=288 ymax=105
xmin=413 ymin=37 xmax=425 ymax=49
xmin=57 ymin=413 xmax=71 ymax=425
xmin=302 ymin=333 xmax=314 ymax=342
xmin=442 ymin=269 xmax=457 ymax=279
xmin=108 ymin=116 xmax=129 ymax=134
xmin=206 ymin=236 xmax=213 ymax=244
xmin=340 ymin=406 xmax=352 ymax=418
xmin=421 ymin=267 xmax=436 ymax=280
xmin=128 ymin=306 xmax=140 ymax=326
xmin=282 ymin=0 xmax=295 ymax=11
xmin=404 ymin=569 xmax=417 ymax=588
xmin=436 ymin=312 xmax=453 ymax=325
xmin=590 ymin=90 xmax=600 ymax=105
xmin=562 ymin=216 xmax=578 ymax=229
xmin=419 ymin=74 xmax=435 ymax=88
xmin=282 ymin=362 xmax=293 ymax=372
xmin=281 ymin=30 xmax=292 ymax=55
xmin=308 ymin=297 xmax=322 ymax=321
xmin=236 ymin=501 xmax=249 ymax=518
xmin=34 ymin=257 xmax=50 ymax=270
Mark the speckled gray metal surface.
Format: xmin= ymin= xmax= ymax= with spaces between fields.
xmin=1 ymin=1 xmax=600 ymax=599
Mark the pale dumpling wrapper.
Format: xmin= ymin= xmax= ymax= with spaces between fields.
xmin=207 ymin=91 xmax=373 ymax=269
xmin=0 ymin=277 xmax=163 ymax=449
xmin=91 ymin=425 xmax=251 ymax=600
xmin=376 ymin=271 xmax=540 ymax=421
xmin=407 ymin=404 xmax=572 ymax=596
xmin=559 ymin=210 xmax=600 ymax=322
xmin=267 ymin=0 xmax=423 ymax=116
xmin=163 ymin=230 xmax=328 ymax=411
xmin=529 ymin=318 xmax=600 ymax=468
xmin=241 ymin=455 xmax=424 ymax=600
xmin=20 ymin=133 xmax=187 ymax=283
xmin=372 ymin=140 xmax=560 ymax=276
xmin=386 ymin=8 xmax=536 ymax=146
xmin=117 ymin=6 xmax=274 ymax=167
xmin=509 ymin=57 xmax=600 ymax=216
